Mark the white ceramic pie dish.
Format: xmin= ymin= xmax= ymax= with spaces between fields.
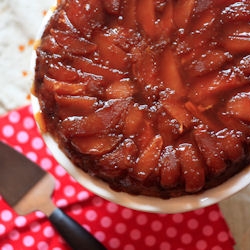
xmin=30 ymin=3 xmax=250 ymax=214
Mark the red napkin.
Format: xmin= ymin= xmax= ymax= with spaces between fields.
xmin=0 ymin=105 xmax=235 ymax=250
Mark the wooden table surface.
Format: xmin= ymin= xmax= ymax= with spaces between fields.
xmin=1 ymin=1 xmax=250 ymax=250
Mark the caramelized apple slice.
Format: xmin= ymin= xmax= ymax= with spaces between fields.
xmin=178 ymin=142 xmax=205 ymax=193
xmin=185 ymin=101 xmax=222 ymax=131
xmin=72 ymin=56 xmax=125 ymax=82
xmin=55 ymin=95 xmax=98 ymax=119
xmin=221 ymin=2 xmax=250 ymax=22
xmin=132 ymin=45 xmax=158 ymax=88
xmin=106 ymin=79 xmax=134 ymax=99
xmin=185 ymin=49 xmax=232 ymax=77
xmin=54 ymin=10 xmax=75 ymax=32
xmin=216 ymin=129 xmax=245 ymax=162
xmin=160 ymin=48 xmax=185 ymax=96
xmin=160 ymin=146 xmax=181 ymax=188
xmin=120 ymin=0 xmax=137 ymax=28
xmin=173 ymin=0 xmax=195 ymax=28
xmin=188 ymin=68 xmax=247 ymax=106
xmin=64 ymin=0 xmax=104 ymax=36
xmin=51 ymin=29 xmax=97 ymax=55
xmin=238 ymin=55 xmax=250 ymax=77
xmin=222 ymin=23 xmax=250 ymax=54
xmin=93 ymin=33 xmax=128 ymax=70
xmin=226 ymin=92 xmax=250 ymax=122
xmin=218 ymin=112 xmax=250 ymax=138
xmin=123 ymin=105 xmax=145 ymax=137
xmin=103 ymin=0 xmax=121 ymax=15
xmin=136 ymin=0 xmax=155 ymax=37
xmin=61 ymin=98 xmax=131 ymax=136
xmin=99 ymin=138 xmax=138 ymax=170
xmin=43 ymin=76 xmax=87 ymax=95
xmin=191 ymin=8 xmax=216 ymax=32
xmin=193 ymin=127 xmax=226 ymax=176
xmin=157 ymin=112 xmax=181 ymax=145
xmin=72 ymin=134 xmax=122 ymax=155
xmin=160 ymin=94 xmax=193 ymax=131
xmin=135 ymin=120 xmax=155 ymax=151
xmin=155 ymin=0 xmax=174 ymax=37
xmin=43 ymin=73 xmax=105 ymax=97
xmin=48 ymin=61 xmax=79 ymax=82
xmin=133 ymin=135 xmax=163 ymax=181
xmin=39 ymin=35 xmax=61 ymax=54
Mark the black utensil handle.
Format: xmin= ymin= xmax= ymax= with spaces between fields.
xmin=49 ymin=208 xmax=107 ymax=250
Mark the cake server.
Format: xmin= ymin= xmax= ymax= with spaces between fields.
xmin=0 ymin=141 xmax=106 ymax=250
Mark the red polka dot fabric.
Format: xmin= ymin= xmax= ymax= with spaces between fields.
xmin=0 ymin=106 xmax=235 ymax=250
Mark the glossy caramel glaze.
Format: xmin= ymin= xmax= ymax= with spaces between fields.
xmin=34 ymin=0 xmax=250 ymax=198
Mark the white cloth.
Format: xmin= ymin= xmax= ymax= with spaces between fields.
xmin=0 ymin=0 xmax=54 ymax=114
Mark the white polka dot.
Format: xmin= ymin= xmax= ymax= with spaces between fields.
xmin=17 ymin=131 xmax=29 ymax=144
xmin=64 ymin=185 xmax=76 ymax=197
xmin=109 ymin=238 xmax=121 ymax=249
xmin=145 ymin=235 xmax=156 ymax=247
xmin=55 ymin=179 xmax=61 ymax=191
xmin=92 ymin=197 xmax=104 ymax=207
xmin=28 ymin=105 xmax=33 ymax=114
xmin=8 ymin=230 xmax=20 ymax=241
xmin=77 ymin=191 xmax=90 ymax=201
xmin=45 ymin=147 xmax=53 ymax=156
xmin=1 ymin=244 xmax=14 ymax=250
xmin=1 ymin=210 xmax=13 ymax=222
xmin=166 ymin=227 xmax=178 ymax=238
xmin=187 ymin=218 xmax=199 ymax=230
xmin=26 ymin=151 xmax=38 ymax=162
xmin=23 ymin=117 xmax=35 ymax=130
xmin=194 ymin=208 xmax=205 ymax=215
xmin=2 ymin=125 xmax=14 ymax=138
xmin=121 ymin=208 xmax=133 ymax=220
xmin=151 ymin=220 xmax=163 ymax=232
xmin=83 ymin=224 xmax=91 ymax=232
xmin=43 ymin=226 xmax=55 ymax=238
xmin=209 ymin=210 xmax=220 ymax=222
xmin=106 ymin=202 xmax=119 ymax=213
xmin=94 ymin=231 xmax=106 ymax=242
xmin=31 ymin=137 xmax=44 ymax=150
xmin=202 ymin=225 xmax=214 ymax=237
xmin=101 ymin=216 xmax=112 ymax=228
xmin=9 ymin=111 xmax=20 ymax=123
xmin=172 ymin=213 xmax=184 ymax=223
xmin=136 ymin=214 xmax=148 ymax=226
xmin=130 ymin=229 xmax=141 ymax=241
xmin=211 ymin=246 xmax=223 ymax=250
xmin=55 ymin=165 xmax=66 ymax=177
xmin=40 ymin=158 xmax=53 ymax=170
xmin=23 ymin=235 xmax=35 ymax=247
xmin=13 ymin=145 xmax=22 ymax=153
xmin=160 ymin=242 xmax=171 ymax=250
xmin=56 ymin=199 xmax=68 ymax=207
xmin=35 ymin=211 xmax=45 ymax=219
xmin=0 ymin=224 xmax=6 ymax=235
xmin=123 ymin=245 xmax=135 ymax=250
xmin=37 ymin=241 xmax=49 ymax=250
xmin=15 ymin=216 xmax=27 ymax=227
xmin=217 ymin=231 xmax=229 ymax=242
xmin=181 ymin=233 xmax=193 ymax=245
xmin=196 ymin=240 xmax=208 ymax=250
xmin=86 ymin=210 xmax=98 ymax=222
xmin=71 ymin=204 xmax=83 ymax=215
xmin=115 ymin=223 xmax=127 ymax=234
xmin=30 ymin=221 xmax=41 ymax=233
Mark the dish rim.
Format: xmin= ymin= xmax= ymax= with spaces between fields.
xmin=30 ymin=2 xmax=250 ymax=214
